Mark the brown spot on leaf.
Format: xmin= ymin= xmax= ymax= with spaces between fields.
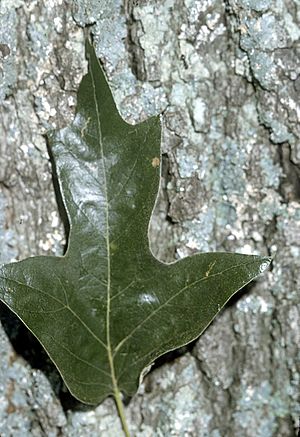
xmin=151 ymin=157 xmax=160 ymax=168
xmin=205 ymin=260 xmax=217 ymax=277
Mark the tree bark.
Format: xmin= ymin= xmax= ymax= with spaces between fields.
xmin=0 ymin=0 xmax=299 ymax=435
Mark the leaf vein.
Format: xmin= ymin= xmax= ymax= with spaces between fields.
xmin=110 ymin=279 xmax=135 ymax=302
xmin=46 ymin=334 xmax=110 ymax=378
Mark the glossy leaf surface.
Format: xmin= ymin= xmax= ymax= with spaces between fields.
xmin=0 ymin=41 xmax=271 ymax=404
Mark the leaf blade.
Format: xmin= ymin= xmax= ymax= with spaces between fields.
xmin=0 ymin=40 xmax=271 ymax=405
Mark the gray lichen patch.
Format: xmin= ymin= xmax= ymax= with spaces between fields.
xmin=233 ymin=381 xmax=293 ymax=437
xmin=238 ymin=0 xmax=272 ymax=12
xmin=138 ymin=355 xmax=214 ymax=436
xmin=239 ymin=13 xmax=286 ymax=52
xmin=228 ymin=0 xmax=300 ymax=168
xmin=0 ymin=324 xmax=66 ymax=437
xmin=0 ymin=5 xmax=19 ymax=101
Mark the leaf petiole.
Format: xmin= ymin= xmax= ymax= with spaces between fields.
xmin=113 ymin=388 xmax=131 ymax=437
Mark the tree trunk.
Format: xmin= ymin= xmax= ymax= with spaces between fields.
xmin=0 ymin=0 xmax=299 ymax=435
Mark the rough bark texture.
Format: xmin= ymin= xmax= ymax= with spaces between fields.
xmin=0 ymin=0 xmax=299 ymax=436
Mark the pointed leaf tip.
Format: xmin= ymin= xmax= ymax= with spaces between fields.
xmin=258 ymin=256 xmax=272 ymax=273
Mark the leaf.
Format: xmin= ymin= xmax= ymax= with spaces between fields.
xmin=0 ymin=40 xmax=271 ymax=406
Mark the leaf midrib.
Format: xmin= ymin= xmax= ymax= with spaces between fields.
xmin=89 ymin=57 xmax=117 ymax=395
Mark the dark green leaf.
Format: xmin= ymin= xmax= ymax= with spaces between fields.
xmin=0 ymin=41 xmax=271 ymax=405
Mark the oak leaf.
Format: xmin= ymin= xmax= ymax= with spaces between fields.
xmin=0 ymin=41 xmax=270 ymax=407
